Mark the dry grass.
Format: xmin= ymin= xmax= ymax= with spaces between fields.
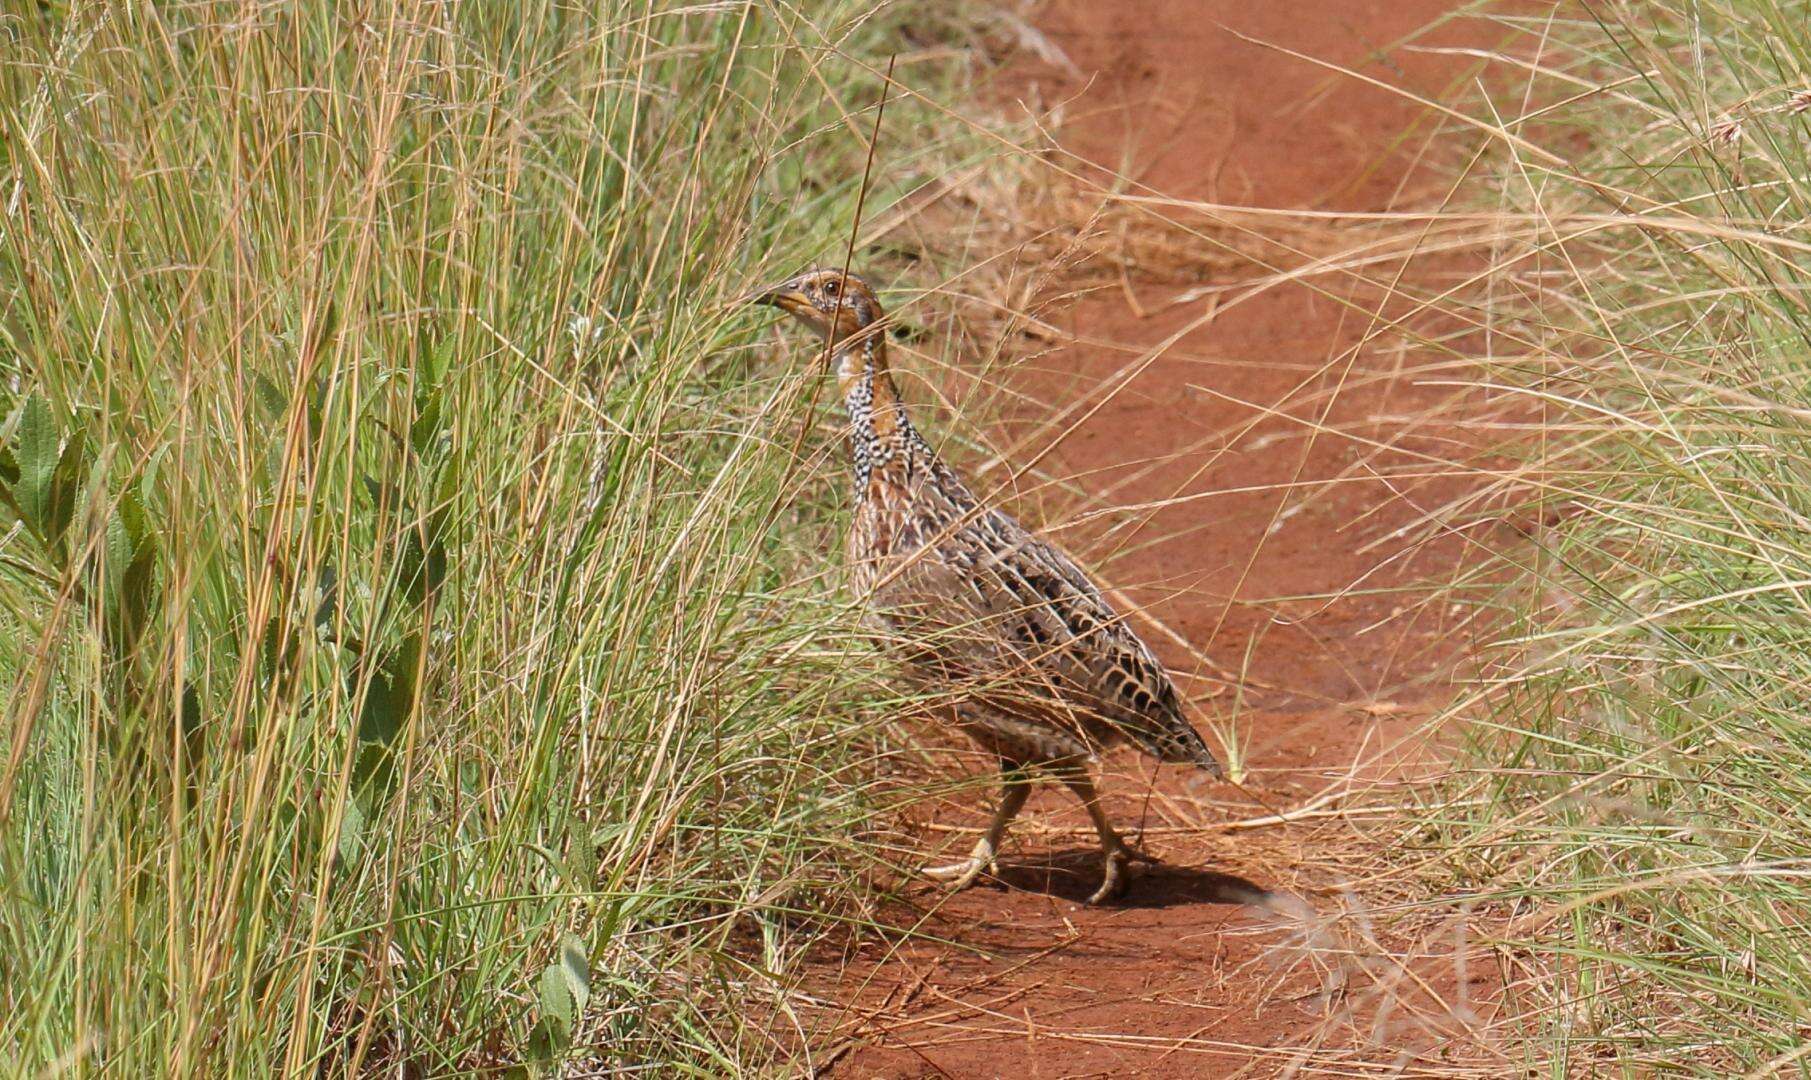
xmin=8 ymin=0 xmax=1785 ymax=1070
xmin=1392 ymin=1 xmax=1811 ymax=1072
xmin=0 ymin=1 xmax=1011 ymax=1073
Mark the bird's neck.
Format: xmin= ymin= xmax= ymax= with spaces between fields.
xmin=836 ymin=333 xmax=922 ymax=491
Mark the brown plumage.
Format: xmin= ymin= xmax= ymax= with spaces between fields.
xmin=747 ymin=268 xmax=1222 ymax=903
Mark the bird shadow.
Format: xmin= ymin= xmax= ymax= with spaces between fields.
xmin=988 ymin=845 xmax=1276 ymax=910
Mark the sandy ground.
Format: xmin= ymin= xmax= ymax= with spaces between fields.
xmin=791 ymin=2 xmax=1515 ymax=1075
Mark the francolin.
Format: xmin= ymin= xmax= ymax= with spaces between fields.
xmin=747 ymin=268 xmax=1222 ymax=903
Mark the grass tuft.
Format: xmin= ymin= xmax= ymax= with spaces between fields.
xmin=0 ymin=1 xmax=996 ymax=1072
xmin=1442 ymin=1 xmax=1811 ymax=1071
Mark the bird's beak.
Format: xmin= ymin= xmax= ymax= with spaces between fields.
xmin=736 ymin=280 xmax=811 ymax=317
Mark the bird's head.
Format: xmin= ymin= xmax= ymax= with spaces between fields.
xmin=742 ymin=268 xmax=883 ymax=348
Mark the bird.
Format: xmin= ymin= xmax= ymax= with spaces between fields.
xmin=745 ymin=267 xmax=1223 ymax=904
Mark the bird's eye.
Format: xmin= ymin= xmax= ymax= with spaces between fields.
xmin=822 ymin=279 xmax=840 ymax=297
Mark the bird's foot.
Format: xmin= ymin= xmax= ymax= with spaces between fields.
xmin=1086 ymin=843 xmax=1152 ymax=905
xmin=1122 ymin=840 xmax=1160 ymax=866
xmin=921 ymin=839 xmax=997 ymax=892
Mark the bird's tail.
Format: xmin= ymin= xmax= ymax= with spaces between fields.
xmin=1139 ymin=713 xmax=1224 ymax=778
xmin=1172 ymin=731 xmax=1225 ymax=778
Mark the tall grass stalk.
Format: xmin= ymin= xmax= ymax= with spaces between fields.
xmin=1443 ymin=1 xmax=1811 ymax=1071
xmin=0 ymin=2 xmax=988 ymax=1072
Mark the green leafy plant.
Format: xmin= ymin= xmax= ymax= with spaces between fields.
xmin=526 ymin=934 xmax=591 ymax=1068
xmin=1441 ymin=0 xmax=1811 ymax=1071
xmin=0 ymin=1 xmax=997 ymax=1072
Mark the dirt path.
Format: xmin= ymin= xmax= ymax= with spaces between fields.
xmin=801 ymin=3 xmax=1504 ymax=1075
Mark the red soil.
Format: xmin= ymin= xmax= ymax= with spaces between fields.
xmin=798 ymin=2 xmax=1512 ymax=1075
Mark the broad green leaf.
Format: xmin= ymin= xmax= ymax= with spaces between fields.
xmin=139 ymin=443 xmax=168 ymax=511
xmin=251 ymin=371 xmax=288 ymax=418
xmin=559 ymin=934 xmax=590 ymax=1018
xmin=566 ymin=828 xmax=598 ymax=892
xmin=112 ymin=537 xmax=158 ymax=659
xmin=14 ymin=393 xmax=57 ymax=536
xmin=398 ymin=529 xmax=446 ymax=606
xmin=44 ymin=427 xmax=87 ymax=549
xmin=303 ymin=298 xmax=338 ymax=363
xmin=355 ymin=635 xmax=420 ymax=748
xmin=537 ymin=962 xmax=574 ymax=1044
xmin=351 ymin=633 xmax=423 ymax=796
xmin=103 ymin=510 xmax=131 ymax=619
xmin=336 ymin=796 xmax=367 ymax=866
xmin=528 ymin=935 xmax=588 ymax=1062
xmin=117 ymin=488 xmax=148 ymax=548
xmin=410 ymin=390 xmax=443 ymax=456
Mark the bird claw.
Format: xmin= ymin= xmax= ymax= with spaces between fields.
xmin=921 ymin=842 xmax=997 ymax=892
xmin=1122 ymin=842 xmax=1159 ymax=866
xmin=1085 ymin=844 xmax=1150 ymax=905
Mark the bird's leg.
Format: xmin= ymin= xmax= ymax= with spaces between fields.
xmin=922 ymin=767 xmax=1031 ymax=891
xmin=1056 ymin=763 xmax=1149 ymax=905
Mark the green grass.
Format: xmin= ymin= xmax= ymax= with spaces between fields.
xmin=0 ymin=2 xmax=996 ymax=1073
xmin=1440 ymin=1 xmax=1811 ymax=1071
